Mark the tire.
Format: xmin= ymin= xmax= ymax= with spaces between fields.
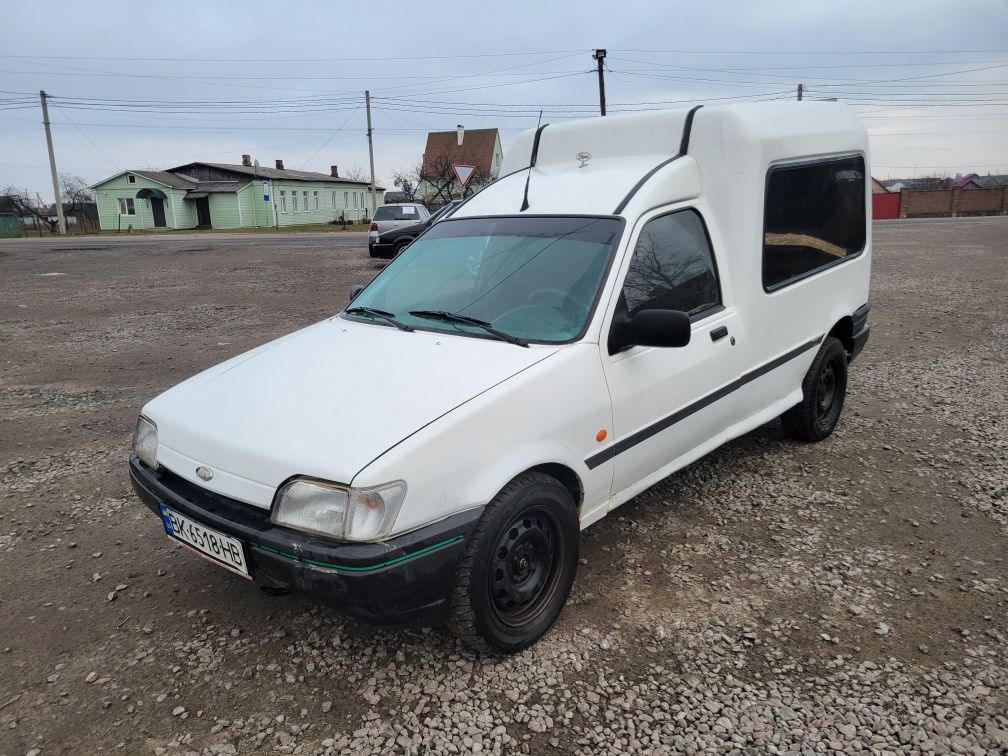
xmin=781 ymin=336 xmax=848 ymax=442
xmin=393 ymin=240 xmax=411 ymax=257
xmin=447 ymin=472 xmax=580 ymax=654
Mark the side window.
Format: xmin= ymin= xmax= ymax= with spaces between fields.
xmin=763 ymin=155 xmax=866 ymax=290
xmin=621 ymin=209 xmax=721 ymax=318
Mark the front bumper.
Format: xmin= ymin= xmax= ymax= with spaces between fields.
xmin=129 ymin=456 xmax=480 ymax=626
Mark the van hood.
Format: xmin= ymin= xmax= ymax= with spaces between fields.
xmin=144 ymin=317 xmax=557 ymax=508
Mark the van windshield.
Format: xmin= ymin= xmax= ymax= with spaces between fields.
xmin=346 ymin=216 xmax=623 ymax=343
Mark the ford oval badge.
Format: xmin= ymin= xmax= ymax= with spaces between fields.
xmin=196 ymin=466 xmax=213 ymax=481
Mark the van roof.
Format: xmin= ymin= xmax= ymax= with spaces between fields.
xmin=453 ymin=101 xmax=868 ymax=219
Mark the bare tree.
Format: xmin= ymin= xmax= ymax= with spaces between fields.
xmin=2 ymin=186 xmax=57 ymax=232
xmin=60 ymin=175 xmax=97 ymax=232
xmin=3 ymin=175 xmax=97 ymax=233
xmin=392 ymin=163 xmax=422 ymax=203
xmin=419 ymin=151 xmax=489 ymax=207
xmin=342 ymin=164 xmax=369 ymax=183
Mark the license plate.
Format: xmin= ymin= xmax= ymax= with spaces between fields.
xmin=159 ymin=504 xmax=250 ymax=578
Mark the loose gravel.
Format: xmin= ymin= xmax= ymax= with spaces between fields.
xmin=0 ymin=219 xmax=1005 ymax=754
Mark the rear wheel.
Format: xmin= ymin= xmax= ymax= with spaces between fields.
xmin=393 ymin=239 xmax=412 ymax=257
xmin=781 ymin=336 xmax=848 ymax=441
xmin=447 ymin=472 xmax=579 ymax=654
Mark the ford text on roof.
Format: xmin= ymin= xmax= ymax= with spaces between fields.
xmin=130 ymin=102 xmax=871 ymax=653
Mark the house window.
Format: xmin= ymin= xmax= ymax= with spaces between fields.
xmin=314 ymin=191 xmax=319 ymax=211
xmin=292 ymin=192 xmax=299 ymax=212
xmin=344 ymin=191 xmax=348 ymax=208
xmin=331 ymin=191 xmax=336 ymax=208
xmin=304 ymin=191 xmax=309 ymax=212
xmin=620 ymin=209 xmax=721 ymax=319
xmin=763 ymin=155 xmax=866 ymax=290
xmin=353 ymin=193 xmax=358 ymax=208
xmin=126 ymin=174 xmax=136 ymax=184
xmin=117 ymin=197 xmax=135 ymax=215
xmin=280 ymin=190 xmax=287 ymax=213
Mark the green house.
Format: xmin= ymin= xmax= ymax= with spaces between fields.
xmin=91 ymin=158 xmax=383 ymax=231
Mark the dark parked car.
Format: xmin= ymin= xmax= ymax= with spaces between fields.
xmin=368 ymin=200 xmax=462 ymax=259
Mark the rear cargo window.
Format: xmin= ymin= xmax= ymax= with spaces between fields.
xmin=763 ymin=155 xmax=866 ymax=290
xmin=621 ymin=209 xmax=721 ymax=319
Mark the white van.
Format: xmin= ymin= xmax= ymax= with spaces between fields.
xmin=130 ymin=102 xmax=870 ymax=653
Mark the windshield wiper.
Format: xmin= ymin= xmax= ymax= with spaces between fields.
xmin=345 ymin=306 xmax=413 ymax=332
xmin=409 ymin=310 xmax=528 ymax=347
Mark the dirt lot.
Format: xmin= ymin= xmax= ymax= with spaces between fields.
xmin=1 ymin=219 xmax=1006 ymax=755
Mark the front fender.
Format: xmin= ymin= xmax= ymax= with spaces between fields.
xmin=352 ymin=344 xmax=614 ymax=535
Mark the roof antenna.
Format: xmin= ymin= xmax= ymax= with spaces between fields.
xmin=520 ymin=110 xmax=544 ymax=212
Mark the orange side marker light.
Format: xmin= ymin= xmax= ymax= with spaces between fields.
xmin=596 ymin=429 xmax=608 ymax=443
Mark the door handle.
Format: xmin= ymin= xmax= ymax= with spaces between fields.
xmin=710 ymin=326 xmax=729 ymax=342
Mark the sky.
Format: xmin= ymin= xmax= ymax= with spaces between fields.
xmin=1 ymin=0 xmax=1007 ymax=201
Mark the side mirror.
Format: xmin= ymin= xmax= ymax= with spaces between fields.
xmin=349 ymin=284 xmax=366 ymax=301
xmin=608 ymin=309 xmax=691 ymax=354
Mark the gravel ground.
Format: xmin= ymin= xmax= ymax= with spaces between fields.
xmin=0 ymin=218 xmax=1005 ymax=755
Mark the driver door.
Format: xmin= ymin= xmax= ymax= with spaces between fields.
xmin=600 ymin=207 xmax=741 ymax=502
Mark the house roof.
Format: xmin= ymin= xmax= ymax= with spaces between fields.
xmin=185 ymin=180 xmax=247 ymax=194
xmin=422 ymin=128 xmax=500 ymax=177
xmin=91 ymin=170 xmax=196 ymax=190
xmin=168 ymin=162 xmax=381 ymax=188
xmin=976 ymin=173 xmax=1008 ymax=188
xmin=953 ymin=173 xmax=980 ymax=189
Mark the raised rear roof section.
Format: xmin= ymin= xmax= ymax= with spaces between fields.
xmin=454 ymin=101 xmax=866 ymax=219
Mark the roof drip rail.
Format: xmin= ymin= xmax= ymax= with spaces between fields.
xmin=519 ymin=121 xmax=548 ymax=212
xmin=613 ymin=105 xmax=703 ymax=215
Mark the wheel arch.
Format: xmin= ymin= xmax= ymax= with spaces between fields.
xmin=525 ymin=462 xmax=584 ymax=511
xmin=827 ymin=315 xmax=854 ymax=356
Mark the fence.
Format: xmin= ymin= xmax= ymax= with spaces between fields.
xmin=872 ymin=193 xmax=901 ymax=220
xmin=899 ymin=187 xmax=1008 ymax=219
xmin=0 ymin=213 xmax=24 ymax=238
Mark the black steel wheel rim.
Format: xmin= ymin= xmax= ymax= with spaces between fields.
xmin=816 ymin=359 xmax=839 ymax=423
xmin=489 ymin=505 xmax=565 ymax=627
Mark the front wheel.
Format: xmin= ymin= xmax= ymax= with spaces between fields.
xmin=781 ymin=336 xmax=848 ymax=442
xmin=447 ymin=472 xmax=580 ymax=654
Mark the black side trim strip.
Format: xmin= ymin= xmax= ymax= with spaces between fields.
xmin=520 ymin=122 xmax=550 ymax=212
xmin=613 ymin=104 xmax=703 ymax=215
xmin=585 ymin=334 xmax=823 ymax=470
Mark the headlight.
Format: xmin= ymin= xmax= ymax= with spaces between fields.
xmin=132 ymin=415 xmax=158 ymax=469
xmin=271 ymin=479 xmax=405 ymax=542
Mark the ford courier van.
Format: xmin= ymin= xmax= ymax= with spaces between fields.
xmin=130 ymin=102 xmax=871 ymax=653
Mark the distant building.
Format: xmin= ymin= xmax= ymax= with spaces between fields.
xmin=871 ymin=177 xmax=889 ymax=194
xmin=952 ymin=173 xmax=981 ymax=190
xmin=418 ymin=128 xmax=503 ymax=205
xmin=91 ymin=157 xmax=383 ymax=231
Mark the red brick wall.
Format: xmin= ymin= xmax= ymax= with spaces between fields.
xmin=899 ymin=190 xmax=953 ymax=218
xmin=955 ymin=188 xmax=1004 ymax=215
xmin=899 ymin=187 xmax=1007 ymax=218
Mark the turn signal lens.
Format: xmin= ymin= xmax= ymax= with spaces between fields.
xmin=346 ymin=482 xmax=407 ymax=541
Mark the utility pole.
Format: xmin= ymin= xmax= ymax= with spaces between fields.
xmin=39 ymin=90 xmax=66 ymax=235
xmin=593 ymin=49 xmax=607 ymax=116
xmin=797 ymin=83 xmax=804 ymax=101
xmin=364 ymin=90 xmax=377 ymax=218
